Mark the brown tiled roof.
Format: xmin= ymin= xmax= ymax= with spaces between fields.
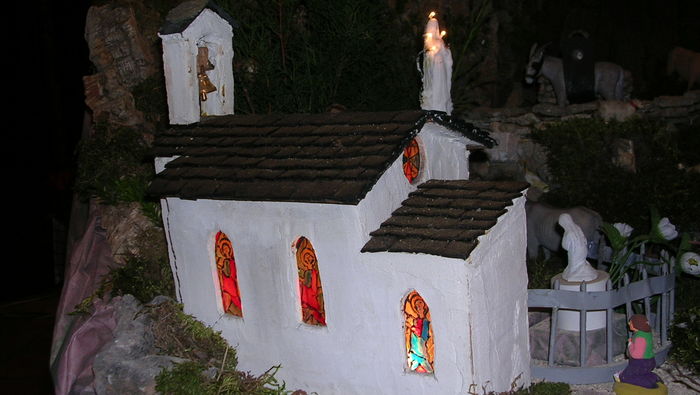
xmin=149 ymin=110 xmax=494 ymax=204
xmin=160 ymin=1 xmax=238 ymax=35
xmin=361 ymin=180 xmax=529 ymax=259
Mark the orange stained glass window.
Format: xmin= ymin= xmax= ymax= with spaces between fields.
xmin=404 ymin=291 xmax=434 ymax=373
xmin=215 ymin=231 xmax=243 ymax=316
xmin=402 ymin=138 xmax=421 ymax=183
xmin=294 ymin=237 xmax=326 ymax=326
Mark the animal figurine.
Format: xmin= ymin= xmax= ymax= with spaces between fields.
xmin=597 ymin=99 xmax=642 ymax=122
xmin=525 ymin=43 xmax=630 ymax=107
xmin=667 ymin=46 xmax=700 ymax=91
xmin=526 ymin=200 xmax=603 ymax=260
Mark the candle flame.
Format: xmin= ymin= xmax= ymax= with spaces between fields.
xmin=425 ymin=32 xmax=433 ymax=39
xmin=428 ymin=11 xmax=436 ymax=19
xmin=440 ymin=30 xmax=446 ymax=38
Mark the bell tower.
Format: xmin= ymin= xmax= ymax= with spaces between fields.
xmin=159 ymin=1 xmax=236 ymax=125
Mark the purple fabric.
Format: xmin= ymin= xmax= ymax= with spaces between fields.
xmin=50 ymin=202 xmax=117 ymax=394
xmin=620 ymin=357 xmax=660 ymax=389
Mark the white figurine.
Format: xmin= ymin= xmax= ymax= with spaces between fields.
xmin=559 ymin=213 xmax=598 ymax=282
xmin=421 ymin=13 xmax=453 ymax=114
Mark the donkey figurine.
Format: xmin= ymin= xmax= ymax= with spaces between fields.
xmin=525 ymin=43 xmax=630 ymax=106
xmin=525 ymin=200 xmax=603 ymax=260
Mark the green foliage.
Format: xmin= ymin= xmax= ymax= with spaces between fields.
xmin=523 ymin=382 xmax=571 ymax=395
xmin=156 ymin=361 xmax=288 ymax=395
xmin=219 ymin=0 xmax=419 ymax=114
xmin=527 ymin=254 xmax=566 ymax=289
xmin=447 ymin=0 xmax=493 ymax=113
xmin=109 ymin=225 xmax=173 ymax=303
xmin=152 ymin=301 xmax=289 ymax=395
xmin=531 ymin=118 xmax=700 ymax=232
xmin=600 ymin=208 xmax=691 ymax=285
xmin=132 ymin=74 xmax=169 ymax=132
xmin=675 ymin=274 xmax=700 ymax=312
xmin=69 ymin=277 xmax=111 ymax=316
xmin=110 ymin=254 xmax=175 ymax=303
xmin=156 ymin=361 xmax=210 ymax=395
xmin=75 ymin=125 xmax=163 ymax=226
xmin=474 ymin=380 xmax=571 ymax=395
xmin=75 ymin=126 xmax=152 ymax=204
xmin=670 ymin=306 xmax=700 ymax=375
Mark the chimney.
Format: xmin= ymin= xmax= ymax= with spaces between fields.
xmin=159 ymin=1 xmax=236 ymax=125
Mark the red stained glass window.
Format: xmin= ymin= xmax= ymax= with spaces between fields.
xmin=294 ymin=237 xmax=326 ymax=326
xmin=404 ymin=291 xmax=434 ymax=373
xmin=402 ymin=138 xmax=421 ymax=183
xmin=215 ymin=231 xmax=243 ymax=316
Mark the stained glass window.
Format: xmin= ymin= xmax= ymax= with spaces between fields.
xmin=404 ymin=291 xmax=434 ymax=373
xmin=215 ymin=231 xmax=242 ymax=316
xmin=293 ymin=237 xmax=326 ymax=326
xmin=402 ymin=138 xmax=421 ymax=183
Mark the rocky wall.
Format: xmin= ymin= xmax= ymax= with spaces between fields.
xmin=464 ymin=90 xmax=700 ymax=196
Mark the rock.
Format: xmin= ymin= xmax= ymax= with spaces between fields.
xmin=654 ymin=95 xmax=696 ymax=108
xmin=532 ymin=103 xmax=567 ymax=117
xmin=83 ymin=2 xmax=160 ymax=127
xmin=511 ymin=112 xmax=541 ymax=126
xmin=85 ymin=4 xmax=158 ymax=89
xmin=100 ymin=202 xmax=163 ymax=266
xmin=567 ymin=102 xmax=598 ymax=114
xmin=529 ymin=311 xmax=628 ymax=366
xmin=83 ymin=71 xmax=144 ymax=126
xmin=683 ymin=90 xmax=700 ymax=100
xmin=611 ymin=138 xmax=636 ymax=173
xmin=93 ymin=295 xmax=186 ymax=395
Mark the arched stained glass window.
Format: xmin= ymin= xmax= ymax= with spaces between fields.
xmin=402 ymin=138 xmax=421 ymax=183
xmin=293 ymin=237 xmax=326 ymax=326
xmin=215 ymin=231 xmax=242 ymax=316
xmin=404 ymin=291 xmax=434 ymax=373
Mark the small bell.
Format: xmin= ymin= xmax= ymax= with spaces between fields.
xmin=197 ymin=46 xmax=217 ymax=101
xmin=198 ymin=72 xmax=217 ymax=101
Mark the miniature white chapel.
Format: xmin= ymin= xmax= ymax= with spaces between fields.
xmin=150 ymin=2 xmax=532 ymax=393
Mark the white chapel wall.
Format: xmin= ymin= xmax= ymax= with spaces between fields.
xmin=464 ymin=195 xmax=531 ymax=391
xmin=357 ymin=123 xmax=471 ymax=243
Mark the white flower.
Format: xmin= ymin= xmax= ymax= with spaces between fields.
xmin=657 ymin=217 xmax=678 ymax=240
xmin=680 ymin=252 xmax=700 ymax=276
xmin=613 ymin=223 xmax=634 ymax=238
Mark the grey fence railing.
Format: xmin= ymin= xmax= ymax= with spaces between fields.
xmin=527 ymin=262 xmax=675 ymax=384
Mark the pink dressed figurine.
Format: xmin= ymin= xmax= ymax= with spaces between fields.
xmin=617 ymin=314 xmax=661 ymax=389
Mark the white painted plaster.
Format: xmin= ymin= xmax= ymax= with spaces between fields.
xmin=160 ymin=193 xmax=530 ymax=393
xmin=154 ymin=156 xmax=179 ymax=174
xmin=157 ymin=119 xmax=529 ymax=392
xmin=554 ymin=271 xmax=609 ymax=331
xmin=464 ymin=195 xmax=531 ymax=391
xmin=159 ymin=9 xmax=234 ymax=125
xmin=356 ymin=123 xmax=472 ymax=242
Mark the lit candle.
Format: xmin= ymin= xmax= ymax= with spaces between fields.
xmin=421 ymin=12 xmax=453 ymax=114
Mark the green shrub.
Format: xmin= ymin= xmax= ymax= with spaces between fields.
xmin=525 ymin=382 xmax=571 ymax=395
xmin=527 ymin=255 xmax=566 ymax=289
xmin=670 ymin=305 xmax=700 ymax=375
xmin=152 ymin=301 xmax=289 ymax=395
xmin=75 ymin=126 xmax=152 ymax=204
xmin=109 ymin=254 xmax=174 ymax=304
xmin=531 ymin=118 xmax=700 ymax=232
xmin=75 ymin=125 xmax=163 ymax=226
